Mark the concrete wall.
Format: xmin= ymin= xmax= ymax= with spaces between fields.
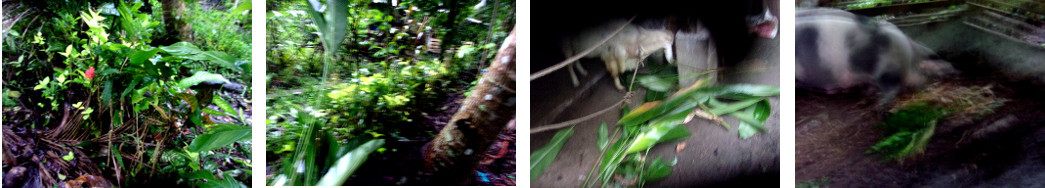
xmin=900 ymin=19 xmax=1045 ymax=82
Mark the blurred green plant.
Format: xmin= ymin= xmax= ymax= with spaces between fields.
xmin=2 ymin=1 xmax=252 ymax=186
xmin=528 ymin=72 xmax=778 ymax=187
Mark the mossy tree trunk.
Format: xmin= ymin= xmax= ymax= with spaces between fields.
xmin=161 ymin=0 xmax=192 ymax=42
xmin=424 ymin=28 xmax=515 ymax=184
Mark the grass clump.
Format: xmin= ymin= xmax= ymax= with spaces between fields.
xmin=867 ymin=83 xmax=1006 ymax=161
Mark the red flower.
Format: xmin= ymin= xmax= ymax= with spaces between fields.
xmin=86 ymin=67 xmax=95 ymax=79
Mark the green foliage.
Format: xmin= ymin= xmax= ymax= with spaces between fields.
xmin=643 ymin=157 xmax=671 ymax=181
xmin=315 ymin=139 xmax=386 ymax=186
xmin=571 ymin=77 xmax=779 ymax=186
xmin=867 ymin=102 xmax=949 ymax=161
xmin=531 ymin=127 xmax=575 ymax=181
xmin=323 ymin=59 xmax=450 ymax=131
xmin=2 ymin=1 xmax=252 ymax=186
xmin=178 ymin=71 xmax=230 ymax=88
xmin=597 ymin=123 xmax=609 ymax=151
xmin=267 ymin=0 xmax=515 ymax=185
xmin=268 ymin=111 xmax=389 ymax=186
xmin=187 ymin=124 xmax=252 ymax=153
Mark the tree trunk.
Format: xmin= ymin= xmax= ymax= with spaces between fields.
xmin=161 ymin=0 xmax=192 ymax=42
xmin=424 ymin=28 xmax=515 ymax=184
xmin=438 ymin=0 xmax=462 ymax=60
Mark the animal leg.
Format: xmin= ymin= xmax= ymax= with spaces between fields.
xmin=575 ymin=60 xmax=589 ymax=76
xmin=568 ymin=60 xmax=580 ymax=86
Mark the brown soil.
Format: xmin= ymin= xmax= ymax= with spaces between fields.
xmin=796 ymin=52 xmax=1045 ymax=187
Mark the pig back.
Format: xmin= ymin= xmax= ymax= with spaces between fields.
xmin=795 ymin=8 xmax=927 ymax=94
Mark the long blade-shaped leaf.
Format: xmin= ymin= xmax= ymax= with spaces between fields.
xmin=213 ymin=95 xmax=237 ymax=117
xmin=199 ymin=173 xmax=248 ymax=188
xmin=303 ymin=0 xmax=327 ymax=36
xmin=323 ymin=0 xmax=348 ymax=53
xmin=625 ymin=123 xmax=691 ymax=154
xmin=315 ymin=139 xmax=385 ymax=186
xmin=697 ymin=84 xmax=780 ymax=98
xmin=159 ymin=41 xmax=202 ymax=56
xmin=709 ymin=98 xmax=762 ymax=116
xmin=531 ymin=127 xmax=575 ymax=181
xmin=619 ymin=78 xmax=709 ymax=126
xmin=230 ymin=0 xmax=251 ymax=14
xmin=597 ymin=123 xmax=609 ymax=151
xmin=184 ymin=51 xmax=242 ymax=72
xmin=186 ymin=124 xmax=251 ymax=152
xmin=178 ymin=71 xmax=229 ymax=88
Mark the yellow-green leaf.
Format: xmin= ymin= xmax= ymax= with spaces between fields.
xmin=62 ymin=151 xmax=74 ymax=161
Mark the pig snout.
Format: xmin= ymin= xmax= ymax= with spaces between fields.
xmin=749 ymin=9 xmax=778 ymax=39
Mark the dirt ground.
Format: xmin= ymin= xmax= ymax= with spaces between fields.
xmin=796 ymin=51 xmax=1045 ymax=187
xmin=531 ymin=34 xmax=780 ymax=186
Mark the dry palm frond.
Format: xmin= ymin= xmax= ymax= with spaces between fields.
xmin=892 ymin=83 xmax=1006 ymax=117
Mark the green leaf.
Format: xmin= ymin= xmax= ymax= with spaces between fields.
xmin=59 ymin=45 xmax=74 ymax=57
xmin=62 ymin=151 xmax=74 ymax=161
xmin=531 ymin=127 xmax=575 ymax=181
xmin=303 ymin=1 xmax=327 ymax=36
xmin=737 ymin=120 xmax=758 ymax=139
xmin=596 ymin=137 xmax=630 ymax=186
xmin=183 ymin=170 xmax=217 ymax=181
xmin=34 ymin=77 xmax=50 ymax=90
xmin=202 ymin=108 xmax=225 ymax=116
xmin=230 ymin=0 xmax=251 ymax=14
xmin=751 ymin=99 xmax=771 ymax=122
xmin=199 ymin=173 xmax=247 ymax=188
xmin=213 ymin=95 xmax=237 ymax=117
xmin=644 ymin=157 xmax=672 ymax=181
xmin=102 ymin=81 xmax=113 ymax=103
xmin=178 ymin=71 xmax=229 ymax=89
xmin=159 ymin=41 xmax=202 ymax=56
xmin=110 ymin=145 xmax=124 ymax=171
xmin=645 ymin=89 xmax=670 ymax=103
xmin=637 ymin=75 xmax=676 ymax=92
xmin=129 ymin=48 xmax=160 ymax=65
xmin=315 ymin=139 xmax=385 ymax=186
xmin=734 ymin=99 xmax=771 ymax=139
xmin=186 ymin=124 xmax=251 ymax=153
xmin=619 ymin=78 xmax=709 ymax=126
xmin=625 ymin=123 xmax=691 ymax=154
xmin=696 ymin=84 xmax=780 ymax=98
xmin=597 ymin=123 xmax=609 ymax=151
xmin=121 ymin=79 xmax=140 ymax=98
xmin=709 ymin=98 xmax=762 ymax=116
xmin=185 ymin=51 xmax=243 ymax=72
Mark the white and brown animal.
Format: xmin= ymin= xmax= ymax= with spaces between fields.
xmin=561 ymin=20 xmax=675 ymax=90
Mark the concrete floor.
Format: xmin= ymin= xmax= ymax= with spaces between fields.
xmin=531 ymin=34 xmax=779 ymax=187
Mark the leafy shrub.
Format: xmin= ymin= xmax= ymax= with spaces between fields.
xmin=3 ymin=1 xmax=252 ymax=186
